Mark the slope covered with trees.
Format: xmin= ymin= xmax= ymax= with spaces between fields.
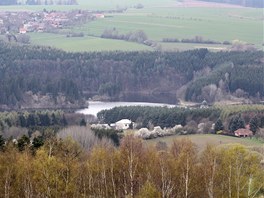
xmin=185 ymin=62 xmax=264 ymax=102
xmin=0 ymin=135 xmax=263 ymax=197
xmin=0 ymin=41 xmax=263 ymax=109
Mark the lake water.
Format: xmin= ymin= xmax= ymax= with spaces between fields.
xmin=76 ymin=101 xmax=176 ymax=116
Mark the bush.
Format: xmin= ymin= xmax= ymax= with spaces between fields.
xmin=183 ymin=126 xmax=197 ymax=134
xmin=216 ymin=130 xmax=223 ymax=134
xmin=223 ymin=41 xmax=231 ymax=45
xmin=17 ymin=34 xmax=30 ymax=44
xmin=91 ymin=128 xmax=120 ymax=146
xmin=66 ymin=32 xmax=84 ymax=37
xmin=134 ymin=3 xmax=144 ymax=9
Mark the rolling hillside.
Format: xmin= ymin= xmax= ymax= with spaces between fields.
xmin=0 ymin=0 xmax=262 ymax=52
xmin=0 ymin=42 xmax=263 ymax=109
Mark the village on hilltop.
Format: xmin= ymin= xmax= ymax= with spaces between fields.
xmin=0 ymin=9 xmax=108 ymax=39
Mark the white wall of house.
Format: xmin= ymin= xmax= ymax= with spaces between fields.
xmin=115 ymin=119 xmax=132 ymax=130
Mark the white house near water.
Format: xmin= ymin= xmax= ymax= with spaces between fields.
xmin=115 ymin=119 xmax=132 ymax=130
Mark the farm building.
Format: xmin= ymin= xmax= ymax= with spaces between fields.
xmin=19 ymin=27 xmax=27 ymax=34
xmin=234 ymin=128 xmax=253 ymax=137
xmin=115 ymin=119 xmax=132 ymax=130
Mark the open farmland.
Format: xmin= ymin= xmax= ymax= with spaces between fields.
xmin=1 ymin=0 xmax=263 ymax=51
xmin=73 ymin=7 xmax=262 ymax=44
xmin=145 ymin=134 xmax=263 ymax=151
xmin=0 ymin=0 xmax=173 ymax=11
xmin=29 ymin=33 xmax=152 ymax=51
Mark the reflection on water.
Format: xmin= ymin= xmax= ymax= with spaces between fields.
xmin=76 ymin=101 xmax=176 ymax=116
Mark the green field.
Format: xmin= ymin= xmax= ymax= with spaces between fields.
xmin=29 ymin=33 xmax=151 ymax=52
xmin=82 ymin=8 xmax=262 ymax=43
xmin=1 ymin=0 xmax=263 ymax=51
xmin=0 ymin=0 xmax=173 ymax=11
xmin=145 ymin=134 xmax=264 ymax=151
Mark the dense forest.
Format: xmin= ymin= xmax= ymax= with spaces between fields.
xmin=0 ymin=135 xmax=263 ymax=197
xmin=198 ymin=0 xmax=263 ymax=8
xmin=0 ymin=41 xmax=263 ymax=109
xmin=98 ymin=106 xmax=221 ymax=128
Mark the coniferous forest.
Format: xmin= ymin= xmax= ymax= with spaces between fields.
xmin=0 ymin=41 xmax=263 ymax=109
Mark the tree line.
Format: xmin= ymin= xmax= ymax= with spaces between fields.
xmin=98 ymin=105 xmax=264 ymax=136
xmin=0 ymin=110 xmax=68 ymax=140
xmin=0 ymin=41 xmax=263 ymax=108
xmin=101 ymin=28 xmax=148 ymax=44
xmin=0 ymin=135 xmax=263 ymax=197
xmin=98 ymin=106 xmax=221 ymax=129
xmin=0 ymin=110 xmax=123 ymax=146
xmin=162 ymin=36 xmax=231 ymax=45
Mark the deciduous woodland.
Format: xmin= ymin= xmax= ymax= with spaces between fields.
xmin=0 ymin=41 xmax=263 ymax=109
xmin=0 ymin=135 xmax=263 ymax=198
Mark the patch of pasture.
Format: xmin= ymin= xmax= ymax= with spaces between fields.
xmin=145 ymin=134 xmax=263 ymax=151
xmin=29 ymin=32 xmax=152 ymax=51
xmin=73 ymin=7 xmax=263 ymax=46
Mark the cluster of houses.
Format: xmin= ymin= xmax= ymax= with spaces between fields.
xmin=91 ymin=119 xmax=180 ymax=140
xmin=0 ymin=10 xmax=102 ymax=35
xmin=91 ymin=119 xmax=132 ymax=131
xmin=91 ymin=117 xmax=254 ymax=140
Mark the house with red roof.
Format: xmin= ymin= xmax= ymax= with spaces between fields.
xmin=234 ymin=128 xmax=253 ymax=137
xmin=19 ymin=27 xmax=27 ymax=34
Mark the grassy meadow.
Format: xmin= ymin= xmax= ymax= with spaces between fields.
xmin=0 ymin=0 xmax=173 ymax=11
xmin=81 ymin=8 xmax=262 ymax=44
xmin=145 ymin=134 xmax=264 ymax=151
xmin=1 ymin=0 xmax=263 ymax=52
xmin=29 ymin=32 xmax=152 ymax=51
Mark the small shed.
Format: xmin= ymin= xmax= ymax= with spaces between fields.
xmin=94 ymin=14 xmax=105 ymax=19
xmin=234 ymin=128 xmax=253 ymax=137
xmin=115 ymin=119 xmax=132 ymax=130
xmin=200 ymin=100 xmax=209 ymax=109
